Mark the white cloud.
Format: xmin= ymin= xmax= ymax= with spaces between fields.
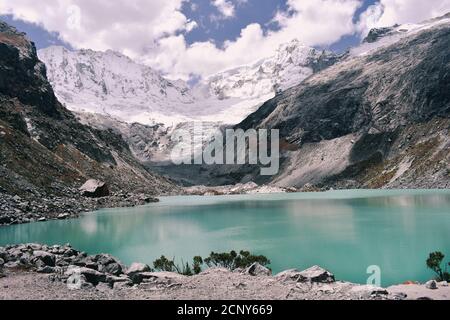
xmin=358 ymin=0 xmax=450 ymax=35
xmin=212 ymin=0 xmax=235 ymax=18
xmin=146 ymin=0 xmax=361 ymax=79
xmin=2 ymin=0 xmax=449 ymax=81
xmin=0 ymin=0 xmax=193 ymax=58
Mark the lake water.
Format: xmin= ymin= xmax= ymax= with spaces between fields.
xmin=1 ymin=190 xmax=449 ymax=286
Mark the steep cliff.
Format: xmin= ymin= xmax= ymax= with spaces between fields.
xmin=0 ymin=21 xmax=178 ymax=200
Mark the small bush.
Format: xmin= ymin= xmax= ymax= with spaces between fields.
xmin=153 ymin=255 xmax=203 ymax=276
xmin=152 ymin=250 xmax=270 ymax=276
xmin=426 ymin=251 xmax=449 ymax=282
xmin=204 ymin=250 xmax=270 ymax=271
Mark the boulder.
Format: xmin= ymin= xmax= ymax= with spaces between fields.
xmin=0 ymin=258 xmax=4 ymax=266
xmin=95 ymin=254 xmax=116 ymax=266
xmin=67 ymin=274 xmax=94 ymax=290
xmin=276 ymin=266 xmax=335 ymax=283
xmin=100 ymin=262 xmax=123 ymax=276
xmin=274 ymin=269 xmax=304 ymax=282
xmin=32 ymin=250 xmax=56 ymax=267
xmin=65 ymin=266 xmax=106 ymax=285
xmin=425 ymin=280 xmax=438 ymax=290
xmin=126 ymin=262 xmax=151 ymax=275
xmin=79 ymin=179 xmax=110 ymax=198
xmin=244 ymin=263 xmax=271 ymax=277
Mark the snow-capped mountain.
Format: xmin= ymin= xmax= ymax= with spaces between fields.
xmin=38 ymin=46 xmax=197 ymax=126
xmin=351 ymin=12 xmax=450 ymax=56
xmin=206 ymin=39 xmax=339 ymax=101
xmin=38 ymin=40 xmax=338 ymax=127
xmin=37 ymin=39 xmax=339 ymax=165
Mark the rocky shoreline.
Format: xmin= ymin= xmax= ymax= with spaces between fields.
xmin=184 ymin=182 xmax=322 ymax=196
xmin=0 ymin=243 xmax=448 ymax=300
xmin=0 ymin=180 xmax=324 ymax=226
xmin=0 ymin=189 xmax=159 ymax=226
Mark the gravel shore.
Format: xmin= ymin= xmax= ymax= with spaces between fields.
xmin=0 ymin=190 xmax=159 ymax=226
xmin=0 ymin=244 xmax=448 ymax=300
xmin=1 ymin=268 xmax=448 ymax=300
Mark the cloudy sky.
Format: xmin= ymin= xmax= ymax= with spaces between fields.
xmin=1 ymin=0 xmax=449 ymax=81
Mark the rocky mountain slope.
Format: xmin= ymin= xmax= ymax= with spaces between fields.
xmin=0 ymin=21 xmax=180 ymax=224
xmin=230 ymin=14 xmax=450 ymax=189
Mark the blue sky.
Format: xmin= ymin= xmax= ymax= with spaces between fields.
xmin=1 ymin=0 xmax=448 ymax=79
xmin=1 ymin=0 xmax=377 ymax=52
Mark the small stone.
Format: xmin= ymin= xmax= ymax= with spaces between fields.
xmin=57 ymin=213 xmax=70 ymax=220
xmin=113 ymin=281 xmax=132 ymax=290
xmin=425 ymin=280 xmax=438 ymax=290
xmin=36 ymin=266 xmax=55 ymax=274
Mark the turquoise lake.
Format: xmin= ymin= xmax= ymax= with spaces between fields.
xmin=0 ymin=189 xmax=449 ymax=286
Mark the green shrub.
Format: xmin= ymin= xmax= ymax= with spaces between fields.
xmin=204 ymin=250 xmax=270 ymax=271
xmin=426 ymin=251 xmax=449 ymax=282
xmin=153 ymin=255 xmax=203 ymax=276
xmin=152 ymin=250 xmax=271 ymax=276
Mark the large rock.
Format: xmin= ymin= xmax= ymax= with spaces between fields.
xmin=297 ymin=266 xmax=335 ymax=283
xmin=275 ymin=266 xmax=335 ymax=283
xmin=65 ymin=265 xmax=106 ymax=285
xmin=275 ymin=269 xmax=304 ymax=282
xmin=125 ymin=262 xmax=151 ymax=275
xmin=67 ymin=273 xmax=94 ymax=290
xmin=32 ymin=250 xmax=56 ymax=267
xmin=79 ymin=179 xmax=110 ymax=198
xmin=244 ymin=263 xmax=271 ymax=277
xmin=100 ymin=262 xmax=123 ymax=276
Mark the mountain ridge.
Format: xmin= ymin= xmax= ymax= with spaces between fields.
xmin=0 ymin=20 xmax=180 ymax=224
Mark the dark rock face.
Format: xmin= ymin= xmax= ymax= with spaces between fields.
xmin=232 ymin=17 xmax=450 ymax=189
xmin=0 ymin=20 xmax=180 ymax=224
xmin=363 ymin=26 xmax=399 ymax=43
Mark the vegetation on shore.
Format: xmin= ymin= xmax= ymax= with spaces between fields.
xmin=426 ymin=252 xmax=449 ymax=282
xmin=152 ymin=250 xmax=271 ymax=276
